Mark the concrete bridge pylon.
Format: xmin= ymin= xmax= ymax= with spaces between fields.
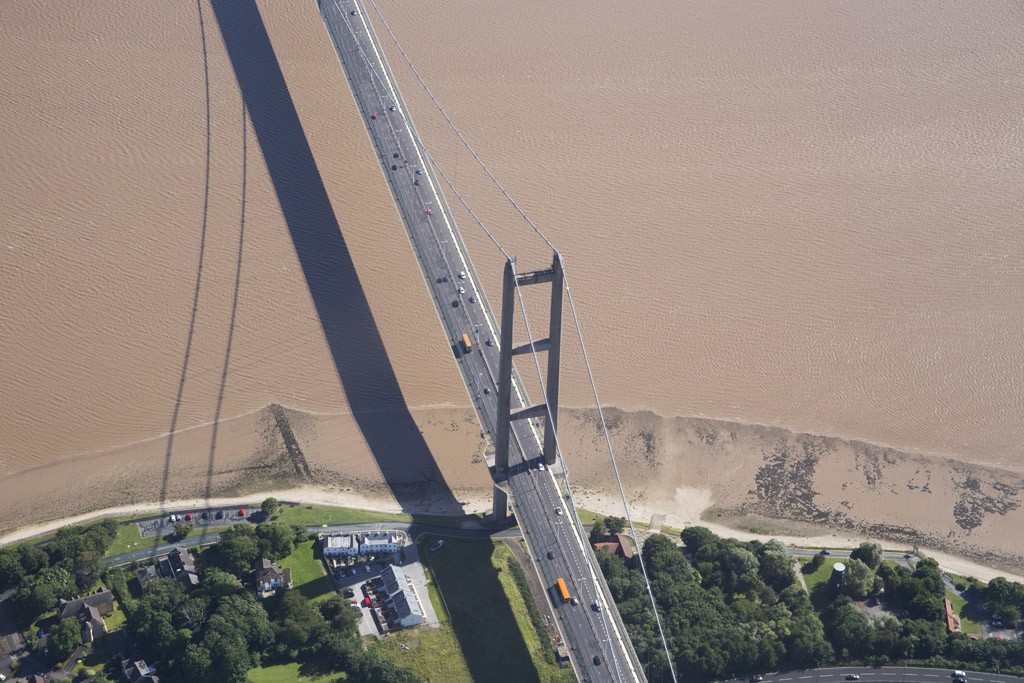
xmin=493 ymin=253 xmax=565 ymax=487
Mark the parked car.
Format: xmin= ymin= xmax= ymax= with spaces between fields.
xmin=820 ymin=549 xmax=831 ymax=555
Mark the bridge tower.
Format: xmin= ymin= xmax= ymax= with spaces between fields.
xmin=494 ymin=253 xmax=565 ymax=479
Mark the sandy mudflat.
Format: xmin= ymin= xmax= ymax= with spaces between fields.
xmin=2 ymin=0 xmax=1024 ymax=585
xmin=2 ymin=405 xmax=1023 ymax=584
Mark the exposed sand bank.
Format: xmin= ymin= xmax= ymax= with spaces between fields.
xmin=2 ymin=405 xmax=1021 ymax=584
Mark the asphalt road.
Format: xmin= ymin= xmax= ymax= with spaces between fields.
xmin=722 ymin=667 xmax=1024 ymax=683
xmin=101 ymin=520 xmax=522 ymax=568
xmin=319 ymin=1 xmax=642 ymax=680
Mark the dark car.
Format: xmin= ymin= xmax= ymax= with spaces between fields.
xmin=343 ymin=589 xmax=355 ymax=598
xmin=215 ymin=510 xmax=224 ymax=519
xmin=593 ymin=655 xmax=602 ymax=666
xmin=821 ymin=549 xmax=831 ymax=555
xmin=546 ymin=551 xmax=555 ymax=560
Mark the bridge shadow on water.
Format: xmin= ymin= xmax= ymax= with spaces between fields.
xmin=209 ymin=0 xmax=461 ymax=513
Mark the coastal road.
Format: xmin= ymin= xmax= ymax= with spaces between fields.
xmin=721 ymin=667 xmax=1023 ymax=683
xmin=101 ymin=520 xmax=523 ymax=568
xmin=319 ymin=1 xmax=643 ymax=680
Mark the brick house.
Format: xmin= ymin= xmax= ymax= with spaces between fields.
xmin=56 ymin=588 xmax=114 ymax=643
xmin=255 ymin=558 xmax=292 ymax=598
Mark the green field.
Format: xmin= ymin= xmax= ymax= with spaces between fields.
xmin=271 ymin=503 xmax=412 ymax=528
xmin=414 ymin=536 xmax=573 ymax=683
xmin=799 ymin=556 xmax=845 ymax=609
xmin=280 ymin=540 xmax=333 ymax=603
xmin=104 ymin=603 xmax=127 ymax=632
xmin=247 ymin=662 xmax=335 ymax=683
xmin=945 ymin=588 xmax=981 ymax=635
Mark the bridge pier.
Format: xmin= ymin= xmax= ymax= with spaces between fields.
xmin=493 ymin=253 xmax=565 ymax=483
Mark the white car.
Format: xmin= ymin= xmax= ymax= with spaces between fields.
xmin=458 ymin=271 xmax=467 ymax=279
xmin=555 ymin=507 xmax=563 ymax=515
xmin=537 ymin=462 xmax=545 ymax=471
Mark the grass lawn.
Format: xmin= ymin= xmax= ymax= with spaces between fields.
xmin=247 ymin=662 xmax=336 ymax=683
xmin=946 ymin=588 xmax=981 ymax=635
xmin=418 ymin=536 xmax=573 ymax=683
xmin=104 ymin=521 xmax=144 ymax=557
xmin=271 ymin=504 xmax=411 ymax=528
xmin=280 ymin=540 xmax=333 ymax=603
xmin=374 ymin=624 xmax=471 ymax=683
xmin=71 ymin=648 xmax=108 ymax=679
xmin=104 ymin=602 xmax=127 ymax=632
xmin=799 ymin=556 xmax=845 ymax=610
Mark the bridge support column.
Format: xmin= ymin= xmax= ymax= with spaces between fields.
xmin=491 ymin=484 xmax=509 ymax=522
xmin=493 ymin=253 xmax=565 ymax=477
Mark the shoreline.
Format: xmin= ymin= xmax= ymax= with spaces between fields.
xmin=2 ymin=485 xmax=1020 ymax=585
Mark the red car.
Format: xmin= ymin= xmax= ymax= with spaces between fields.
xmin=239 ymin=508 xmax=246 ymax=516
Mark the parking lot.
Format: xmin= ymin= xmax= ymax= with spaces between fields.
xmin=329 ymin=541 xmax=439 ymax=636
xmin=136 ymin=507 xmax=257 ymax=539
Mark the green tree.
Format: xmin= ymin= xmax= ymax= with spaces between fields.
xmin=256 ymin=523 xmax=295 ymax=561
xmin=48 ymin=617 xmax=84 ymax=662
xmin=823 ymin=597 xmax=874 ymax=658
xmin=0 ymin=549 xmax=23 ymax=590
xmin=216 ymin=526 xmax=259 ymax=576
xmin=604 ymin=516 xmax=626 ymax=535
xmin=803 ymin=551 xmax=826 ymax=574
xmin=173 ymin=523 xmax=193 ymax=541
xmin=841 ymin=558 xmax=875 ymax=599
xmin=758 ymin=542 xmax=796 ymax=591
xmin=13 ymin=580 xmax=56 ymax=625
xmin=589 ymin=517 xmax=606 ymax=544
xmin=993 ymin=604 xmax=1021 ymax=625
xmin=850 ymin=542 xmax=884 ymax=569
xmin=261 ymin=497 xmax=280 ymax=517
xmin=679 ymin=526 xmax=717 ymax=554
xmin=19 ymin=544 xmax=50 ymax=575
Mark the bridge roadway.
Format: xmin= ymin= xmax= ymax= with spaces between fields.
xmin=319 ymin=1 xmax=644 ymax=680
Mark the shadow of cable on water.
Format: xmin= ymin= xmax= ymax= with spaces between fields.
xmin=152 ymin=0 xmax=217 ymax=548
xmin=208 ymin=0 xmax=462 ymax=513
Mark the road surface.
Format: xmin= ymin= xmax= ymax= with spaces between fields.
xmin=722 ymin=666 xmax=1023 ymax=683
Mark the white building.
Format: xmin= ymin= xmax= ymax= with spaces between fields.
xmin=381 ymin=565 xmax=424 ymax=628
xmin=323 ymin=534 xmax=358 ymax=558
xmin=359 ymin=531 xmax=399 ymax=555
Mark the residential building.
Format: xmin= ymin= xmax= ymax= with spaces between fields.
xmin=122 ymin=658 xmax=160 ymax=682
xmin=322 ymin=534 xmax=358 ymax=558
xmin=136 ymin=565 xmax=159 ymax=592
xmin=167 ymin=547 xmax=200 ymax=587
xmin=594 ymin=534 xmax=637 ymax=568
xmin=56 ymin=588 xmax=114 ymax=643
xmin=255 ymin=558 xmax=293 ymax=598
xmin=359 ymin=531 xmax=399 ymax=556
xmin=945 ymin=598 xmax=962 ymax=633
xmin=380 ymin=565 xmax=424 ymax=629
